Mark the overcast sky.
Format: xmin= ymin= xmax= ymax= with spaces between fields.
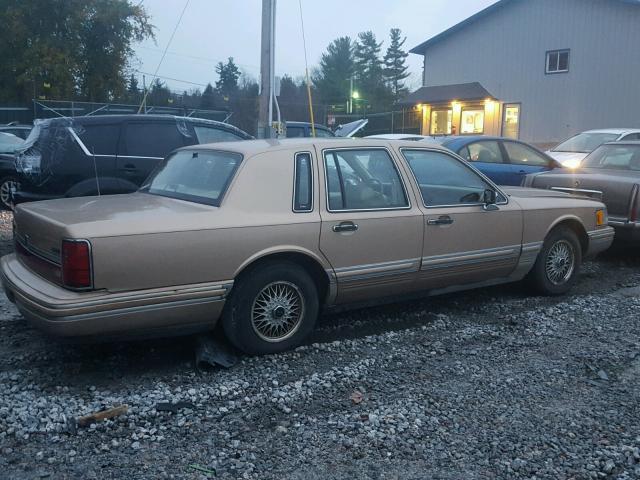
xmin=133 ymin=0 xmax=496 ymax=93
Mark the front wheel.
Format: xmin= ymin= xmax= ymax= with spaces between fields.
xmin=222 ymin=262 xmax=319 ymax=355
xmin=528 ymin=226 xmax=582 ymax=295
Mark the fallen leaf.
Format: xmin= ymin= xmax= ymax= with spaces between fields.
xmin=350 ymin=390 xmax=364 ymax=404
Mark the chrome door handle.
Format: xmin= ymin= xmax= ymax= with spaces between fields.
xmin=427 ymin=216 xmax=454 ymax=226
xmin=332 ymin=221 xmax=358 ymax=233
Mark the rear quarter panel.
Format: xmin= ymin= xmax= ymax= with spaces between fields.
xmin=513 ymin=195 xmax=600 ymax=245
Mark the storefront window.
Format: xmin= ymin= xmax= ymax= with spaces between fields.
xmin=430 ymin=109 xmax=452 ymax=135
xmin=461 ymin=109 xmax=485 ymax=134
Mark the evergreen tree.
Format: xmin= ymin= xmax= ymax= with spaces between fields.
xmin=147 ymin=79 xmax=171 ymax=105
xmin=383 ymin=28 xmax=410 ymax=104
xmin=126 ymin=74 xmax=139 ymax=102
xmin=312 ymin=37 xmax=354 ymax=106
xmin=215 ymin=57 xmax=241 ymax=100
xmin=278 ymin=75 xmax=299 ymax=100
xmin=353 ymin=31 xmax=389 ymax=109
xmin=200 ymin=83 xmax=215 ymax=109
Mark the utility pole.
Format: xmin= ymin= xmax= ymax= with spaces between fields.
xmin=258 ymin=0 xmax=276 ymax=138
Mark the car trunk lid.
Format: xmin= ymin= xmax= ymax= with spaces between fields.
xmin=530 ymin=168 xmax=640 ymax=218
xmin=12 ymin=193 xmax=219 ymax=287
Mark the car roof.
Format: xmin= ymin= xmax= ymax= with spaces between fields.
xmin=37 ymin=114 xmax=251 ymax=138
xmin=366 ymin=134 xmax=431 ymax=140
xmin=582 ymin=128 xmax=640 ymax=135
xmin=186 ymin=137 xmax=453 ymax=156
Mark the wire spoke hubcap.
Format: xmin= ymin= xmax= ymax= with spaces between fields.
xmin=545 ymin=239 xmax=575 ymax=285
xmin=251 ymin=281 xmax=305 ymax=342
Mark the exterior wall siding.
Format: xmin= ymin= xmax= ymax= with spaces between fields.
xmin=419 ymin=0 xmax=640 ymax=145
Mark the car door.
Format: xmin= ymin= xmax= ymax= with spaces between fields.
xmin=458 ymin=140 xmax=512 ymax=185
xmin=117 ymin=121 xmax=189 ymax=190
xmin=317 ymin=146 xmax=424 ymax=304
xmin=67 ymin=122 xmax=121 ymax=194
xmin=399 ymin=147 xmax=523 ymax=289
xmin=502 ymin=140 xmax=556 ymax=185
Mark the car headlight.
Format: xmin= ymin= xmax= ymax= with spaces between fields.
xmin=563 ymin=158 xmax=582 ymax=169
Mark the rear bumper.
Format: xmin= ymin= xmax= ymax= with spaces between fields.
xmin=1 ymin=254 xmax=231 ymax=339
xmin=609 ymin=220 xmax=640 ymax=243
xmin=586 ymin=227 xmax=615 ymax=257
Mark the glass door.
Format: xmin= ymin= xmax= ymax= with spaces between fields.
xmin=502 ymin=104 xmax=520 ymax=139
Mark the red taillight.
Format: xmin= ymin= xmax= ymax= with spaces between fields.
xmin=62 ymin=240 xmax=92 ymax=289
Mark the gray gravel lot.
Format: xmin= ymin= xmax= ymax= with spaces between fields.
xmin=0 ymin=210 xmax=639 ymax=479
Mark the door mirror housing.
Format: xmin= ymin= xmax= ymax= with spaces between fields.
xmin=483 ymin=188 xmax=499 ymax=211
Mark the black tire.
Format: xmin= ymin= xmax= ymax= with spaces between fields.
xmin=528 ymin=226 xmax=582 ymax=296
xmin=222 ymin=262 xmax=319 ymax=355
xmin=0 ymin=176 xmax=18 ymax=210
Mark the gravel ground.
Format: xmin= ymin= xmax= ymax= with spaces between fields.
xmin=0 ymin=210 xmax=639 ymax=479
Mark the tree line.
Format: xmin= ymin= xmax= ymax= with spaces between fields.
xmin=0 ymin=0 xmax=413 ymax=134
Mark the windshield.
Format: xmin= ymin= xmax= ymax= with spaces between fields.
xmin=582 ymin=144 xmax=640 ymax=170
xmin=141 ymin=149 xmax=242 ymax=206
xmin=0 ymin=132 xmax=25 ymax=154
xmin=552 ymin=132 xmax=618 ymax=153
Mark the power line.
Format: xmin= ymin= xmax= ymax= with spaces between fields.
xmin=137 ymin=45 xmax=260 ymax=72
xmin=138 ymin=0 xmax=190 ymax=113
xmin=136 ymin=71 xmax=208 ymax=87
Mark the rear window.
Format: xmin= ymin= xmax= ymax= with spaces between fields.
xmin=582 ymin=145 xmax=640 ymax=171
xmin=194 ymin=125 xmax=243 ymax=143
xmin=142 ymin=150 xmax=242 ymax=206
xmin=124 ymin=122 xmax=186 ymax=158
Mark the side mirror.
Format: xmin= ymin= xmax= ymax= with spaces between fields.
xmin=483 ymin=188 xmax=499 ymax=211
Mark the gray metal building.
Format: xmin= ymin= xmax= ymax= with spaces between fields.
xmin=406 ymin=0 xmax=640 ymax=147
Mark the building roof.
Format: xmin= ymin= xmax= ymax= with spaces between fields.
xmin=400 ymin=82 xmax=495 ymax=106
xmin=410 ymin=0 xmax=640 ymax=54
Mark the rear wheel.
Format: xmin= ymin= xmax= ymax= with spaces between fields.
xmin=529 ymin=226 xmax=581 ymax=295
xmin=0 ymin=176 xmax=18 ymax=210
xmin=222 ymin=262 xmax=319 ymax=355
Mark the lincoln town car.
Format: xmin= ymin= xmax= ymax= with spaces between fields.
xmin=1 ymin=139 xmax=614 ymax=354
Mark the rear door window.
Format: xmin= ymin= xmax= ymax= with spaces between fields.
xmin=76 ymin=124 xmax=120 ymax=155
xmin=123 ymin=122 xmax=186 ymax=158
xmin=194 ymin=125 xmax=243 ymax=143
xmin=462 ymin=141 xmax=504 ymax=164
xmin=324 ymin=149 xmax=408 ymax=211
xmin=621 ymin=133 xmax=640 ymax=141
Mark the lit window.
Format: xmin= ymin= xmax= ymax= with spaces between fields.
xmin=546 ymin=49 xmax=569 ymax=74
xmin=460 ymin=109 xmax=485 ymax=134
xmin=430 ymin=109 xmax=452 ymax=135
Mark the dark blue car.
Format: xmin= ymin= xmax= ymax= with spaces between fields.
xmin=440 ymin=136 xmax=561 ymax=186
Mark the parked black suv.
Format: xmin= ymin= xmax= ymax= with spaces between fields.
xmin=13 ymin=115 xmax=252 ymax=203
